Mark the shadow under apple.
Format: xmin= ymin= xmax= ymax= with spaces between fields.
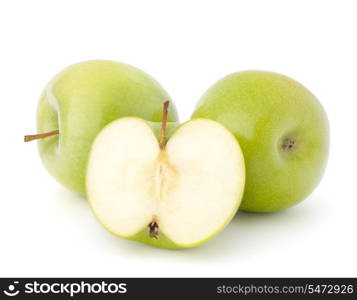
xmin=104 ymin=195 xmax=324 ymax=263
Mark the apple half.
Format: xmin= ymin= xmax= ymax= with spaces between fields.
xmin=86 ymin=103 xmax=245 ymax=248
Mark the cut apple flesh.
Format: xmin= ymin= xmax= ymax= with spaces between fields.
xmin=87 ymin=118 xmax=245 ymax=247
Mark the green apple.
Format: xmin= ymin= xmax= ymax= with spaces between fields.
xmin=192 ymin=71 xmax=329 ymax=212
xmin=86 ymin=102 xmax=245 ymax=248
xmin=25 ymin=60 xmax=178 ymax=195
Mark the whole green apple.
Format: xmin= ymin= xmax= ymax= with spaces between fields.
xmin=28 ymin=60 xmax=178 ymax=195
xmin=192 ymin=71 xmax=329 ymax=212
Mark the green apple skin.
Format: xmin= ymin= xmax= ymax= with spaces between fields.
xmin=192 ymin=71 xmax=329 ymax=212
xmin=37 ymin=60 xmax=178 ymax=195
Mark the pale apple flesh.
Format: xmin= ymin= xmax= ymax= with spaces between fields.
xmin=86 ymin=118 xmax=245 ymax=248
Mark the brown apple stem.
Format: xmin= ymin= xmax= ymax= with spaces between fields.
xmin=159 ymin=100 xmax=170 ymax=149
xmin=24 ymin=130 xmax=59 ymax=142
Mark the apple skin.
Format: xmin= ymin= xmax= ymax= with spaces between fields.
xmin=192 ymin=71 xmax=329 ymax=212
xmin=37 ymin=60 xmax=178 ymax=195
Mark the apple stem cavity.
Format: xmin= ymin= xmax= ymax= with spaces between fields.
xmin=24 ymin=130 xmax=59 ymax=142
xmin=282 ymin=137 xmax=297 ymax=151
xmin=159 ymin=100 xmax=170 ymax=150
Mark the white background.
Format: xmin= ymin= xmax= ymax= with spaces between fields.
xmin=0 ymin=0 xmax=356 ymax=277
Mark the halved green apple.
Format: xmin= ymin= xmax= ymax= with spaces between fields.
xmin=86 ymin=102 xmax=245 ymax=248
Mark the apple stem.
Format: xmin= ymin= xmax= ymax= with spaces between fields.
xmin=159 ymin=100 xmax=170 ymax=149
xmin=24 ymin=130 xmax=59 ymax=142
